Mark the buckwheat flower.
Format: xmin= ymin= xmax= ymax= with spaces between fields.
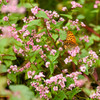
xmin=58 ymin=47 xmax=63 ymax=51
xmin=81 ymin=22 xmax=86 ymax=27
xmin=59 ymin=17 xmax=64 ymax=21
xmin=87 ymin=60 xmax=92 ymax=67
xmin=83 ymin=56 xmax=88 ymax=63
xmin=94 ymin=4 xmax=98 ymax=8
xmin=52 ymin=19 xmax=56 ymax=24
xmin=50 ymin=49 xmax=56 ymax=55
xmin=62 ymin=69 xmax=68 ymax=73
xmin=31 ymin=6 xmax=38 ymax=15
xmin=75 ymin=79 xmax=86 ymax=87
xmin=45 ymin=62 xmax=50 ymax=68
xmin=62 ymin=7 xmax=67 ymax=11
xmin=68 ymin=84 xmax=75 ymax=90
xmin=27 ymin=71 xmax=35 ymax=78
xmin=0 ymin=0 xmax=2 ymax=4
xmin=36 ymin=38 xmax=40 ymax=42
xmin=80 ymin=65 xmax=86 ymax=72
xmin=71 ymin=1 xmax=82 ymax=8
xmin=7 ymin=79 xmax=11 ymax=85
xmin=63 ymin=26 xmax=68 ymax=30
xmin=53 ymin=11 xmax=59 ymax=17
xmin=23 ymin=30 xmax=30 ymax=37
xmin=64 ymin=56 xmax=72 ymax=64
xmin=53 ymin=86 xmax=58 ymax=91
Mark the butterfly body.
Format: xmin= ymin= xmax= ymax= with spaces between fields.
xmin=64 ymin=31 xmax=78 ymax=49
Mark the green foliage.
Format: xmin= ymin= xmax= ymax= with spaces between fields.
xmin=53 ymin=90 xmax=67 ymax=100
xmin=9 ymin=85 xmax=34 ymax=100
xmin=66 ymin=87 xmax=81 ymax=99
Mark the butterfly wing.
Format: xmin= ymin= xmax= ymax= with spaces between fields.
xmin=64 ymin=31 xmax=78 ymax=49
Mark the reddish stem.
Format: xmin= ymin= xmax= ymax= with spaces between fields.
xmin=83 ymin=25 xmax=100 ymax=38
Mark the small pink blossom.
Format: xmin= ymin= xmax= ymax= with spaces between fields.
xmin=68 ymin=84 xmax=75 ymax=90
xmin=0 ymin=0 xmax=2 ymax=4
xmin=80 ymin=65 xmax=86 ymax=72
xmin=53 ymin=86 xmax=58 ymax=91
xmin=63 ymin=26 xmax=68 ymax=30
xmin=62 ymin=7 xmax=67 ymax=11
xmin=71 ymin=1 xmax=82 ymax=8
xmin=58 ymin=47 xmax=63 ymax=51
xmin=27 ymin=71 xmax=35 ymax=78
xmin=50 ymin=49 xmax=56 ymax=55
xmin=31 ymin=6 xmax=38 ymax=15
xmin=94 ymin=4 xmax=98 ymax=8
xmin=45 ymin=62 xmax=50 ymax=68
xmin=62 ymin=69 xmax=68 ymax=73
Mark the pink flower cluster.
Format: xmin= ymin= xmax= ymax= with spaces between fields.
xmin=90 ymin=86 xmax=100 ymax=99
xmin=68 ymin=46 xmax=80 ymax=57
xmin=31 ymin=83 xmax=49 ymax=100
xmin=45 ymin=74 xmax=66 ymax=88
xmin=31 ymin=6 xmax=38 ymax=15
xmin=94 ymin=0 xmax=100 ymax=8
xmin=3 ymin=16 xmax=9 ymax=21
xmin=7 ymin=62 xmax=31 ymax=73
xmin=34 ymin=72 xmax=45 ymax=81
xmin=69 ymin=19 xmax=80 ymax=31
xmin=27 ymin=71 xmax=35 ymax=79
xmin=13 ymin=46 xmax=24 ymax=56
xmin=45 ymin=62 xmax=50 ymax=68
xmin=66 ymin=71 xmax=82 ymax=88
xmin=0 ymin=0 xmax=2 ymax=4
xmin=80 ymin=64 xmax=86 ymax=72
xmin=62 ymin=7 xmax=67 ymax=11
xmin=89 ymin=50 xmax=98 ymax=60
xmin=64 ymin=46 xmax=80 ymax=64
xmin=71 ymin=1 xmax=82 ymax=8
xmin=7 ymin=65 xmax=18 ymax=73
xmin=64 ymin=56 xmax=72 ymax=64
xmin=1 ymin=0 xmax=25 ymax=13
xmin=79 ymin=35 xmax=89 ymax=43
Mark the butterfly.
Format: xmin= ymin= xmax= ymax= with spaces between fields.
xmin=64 ymin=31 xmax=78 ymax=49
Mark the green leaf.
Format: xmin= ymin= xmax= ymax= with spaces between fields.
xmin=3 ymin=55 xmax=16 ymax=60
xmin=53 ymin=90 xmax=67 ymax=100
xmin=52 ymin=34 xmax=58 ymax=41
xmin=7 ymin=73 xmax=16 ymax=82
xmin=91 ymin=9 xmax=99 ymax=13
xmin=80 ymin=49 xmax=88 ymax=58
xmin=84 ymin=64 xmax=89 ymax=75
xmin=85 ymin=39 xmax=94 ymax=49
xmin=27 ymin=19 xmax=42 ymax=26
xmin=9 ymin=85 xmax=34 ymax=100
xmin=77 ymin=14 xmax=85 ymax=19
xmin=59 ymin=30 xmax=67 ymax=40
xmin=66 ymin=87 xmax=81 ymax=99
xmin=48 ymin=51 xmax=59 ymax=62
xmin=54 ymin=21 xmax=63 ymax=28
xmin=78 ymin=75 xmax=85 ymax=79
xmin=0 ymin=64 xmax=7 ymax=73
xmin=50 ymin=63 xmax=54 ymax=74
xmin=23 ymin=3 xmax=32 ymax=8
xmin=66 ymin=77 xmax=74 ymax=87
xmin=30 ymin=49 xmax=41 ymax=63
xmin=27 ymin=26 xmax=36 ymax=33
xmin=36 ymin=11 xmax=49 ymax=19
xmin=60 ymin=14 xmax=72 ymax=19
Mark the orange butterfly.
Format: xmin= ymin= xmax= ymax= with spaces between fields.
xmin=64 ymin=31 xmax=78 ymax=49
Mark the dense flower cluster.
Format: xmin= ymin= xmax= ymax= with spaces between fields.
xmin=71 ymin=1 xmax=82 ymax=8
xmin=90 ymin=86 xmax=100 ymax=99
xmin=64 ymin=46 xmax=80 ymax=64
xmin=1 ymin=0 xmax=25 ymax=13
xmin=79 ymin=35 xmax=89 ymax=43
